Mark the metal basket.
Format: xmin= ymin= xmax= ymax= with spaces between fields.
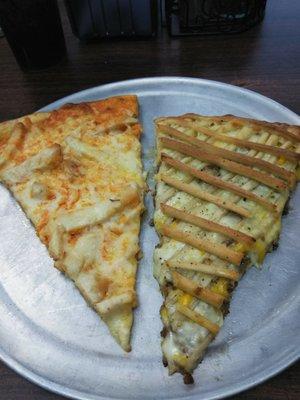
xmin=165 ymin=0 xmax=267 ymax=36
xmin=65 ymin=0 xmax=158 ymax=41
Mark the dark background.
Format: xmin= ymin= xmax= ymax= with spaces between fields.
xmin=0 ymin=0 xmax=299 ymax=399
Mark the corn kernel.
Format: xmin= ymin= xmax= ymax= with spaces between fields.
xmin=234 ymin=242 xmax=246 ymax=253
xmin=254 ymin=239 xmax=266 ymax=264
xmin=160 ymin=306 xmax=168 ymax=322
xmin=173 ymin=352 xmax=188 ymax=366
xmin=178 ymin=293 xmax=193 ymax=307
xmin=277 ymin=156 xmax=286 ymax=165
xmin=211 ymin=278 xmax=229 ymax=298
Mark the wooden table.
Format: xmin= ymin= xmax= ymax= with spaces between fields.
xmin=0 ymin=0 xmax=299 ymax=399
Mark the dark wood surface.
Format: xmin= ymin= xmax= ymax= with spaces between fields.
xmin=0 ymin=0 xmax=299 ymax=399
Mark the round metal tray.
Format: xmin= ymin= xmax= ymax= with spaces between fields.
xmin=0 ymin=77 xmax=299 ymax=400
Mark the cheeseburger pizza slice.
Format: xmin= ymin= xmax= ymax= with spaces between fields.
xmin=0 ymin=95 xmax=145 ymax=351
xmin=153 ymin=113 xmax=300 ymax=382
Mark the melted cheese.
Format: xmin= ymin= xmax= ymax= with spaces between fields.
xmin=0 ymin=95 xmax=145 ymax=352
xmin=154 ymin=115 xmax=297 ymax=377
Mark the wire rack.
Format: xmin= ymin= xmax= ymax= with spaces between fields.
xmin=165 ymin=0 xmax=267 ymax=36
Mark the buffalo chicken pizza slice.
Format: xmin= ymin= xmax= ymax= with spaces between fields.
xmin=0 ymin=95 xmax=145 ymax=351
xmin=153 ymin=113 xmax=300 ymax=382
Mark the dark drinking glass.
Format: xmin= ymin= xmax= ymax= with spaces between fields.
xmin=0 ymin=0 xmax=66 ymax=70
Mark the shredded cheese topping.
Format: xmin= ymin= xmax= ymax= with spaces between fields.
xmin=0 ymin=95 xmax=145 ymax=352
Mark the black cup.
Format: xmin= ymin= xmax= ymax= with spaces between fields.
xmin=0 ymin=0 xmax=66 ymax=70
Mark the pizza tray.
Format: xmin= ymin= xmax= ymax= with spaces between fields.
xmin=0 ymin=77 xmax=299 ymax=400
